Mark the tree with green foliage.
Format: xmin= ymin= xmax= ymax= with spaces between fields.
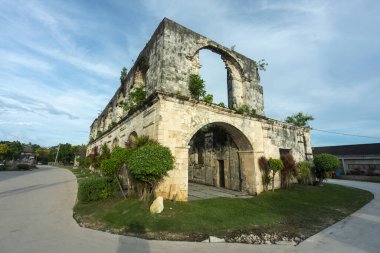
xmin=188 ymin=74 xmax=206 ymax=99
xmin=268 ymin=158 xmax=284 ymax=192
xmin=57 ymin=143 xmax=75 ymax=164
xmin=48 ymin=146 xmax=58 ymax=162
xmin=0 ymin=144 xmax=7 ymax=161
xmin=127 ymin=142 xmax=174 ymax=198
xmin=285 ymin=112 xmax=314 ymax=127
xmin=314 ymin=153 xmax=339 ymax=184
xmin=35 ymin=147 xmax=50 ymax=164
xmin=296 ymin=160 xmax=314 ymax=185
xmin=1 ymin=141 xmax=23 ymax=161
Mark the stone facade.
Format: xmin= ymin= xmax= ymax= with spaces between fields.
xmin=87 ymin=18 xmax=313 ymax=201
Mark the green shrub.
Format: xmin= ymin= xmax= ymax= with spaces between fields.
xmin=77 ymin=176 xmax=117 ymax=202
xmin=188 ymin=74 xmax=206 ymax=99
xmin=76 ymin=157 xmax=91 ymax=168
xmin=218 ymin=102 xmax=226 ymax=108
xmin=250 ymin=108 xmax=257 ymax=116
xmin=108 ymin=121 xmax=117 ymax=130
xmin=297 ymin=161 xmax=313 ymax=185
xmin=203 ymin=93 xmax=213 ymax=103
xmin=128 ymin=143 xmax=174 ymax=186
xmin=16 ymin=164 xmax=31 ymax=170
xmin=268 ymin=158 xmax=284 ymax=192
xmin=100 ymin=158 xmax=121 ymax=176
xmin=110 ymin=147 xmax=132 ymax=165
xmin=314 ymin=153 xmax=339 ymax=184
xmin=281 ymin=153 xmax=297 ymax=189
xmin=100 ymin=144 xmax=110 ymax=160
xmin=123 ymin=86 xmax=146 ymax=111
xmin=258 ymin=156 xmax=271 ymax=191
xmin=96 ymin=131 xmax=103 ymax=138
xmin=131 ymin=135 xmax=158 ymax=149
xmin=236 ymin=104 xmax=250 ymax=114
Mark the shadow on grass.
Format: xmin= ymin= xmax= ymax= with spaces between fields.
xmin=128 ymin=220 xmax=146 ymax=234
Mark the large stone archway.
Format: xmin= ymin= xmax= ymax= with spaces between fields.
xmin=188 ymin=122 xmax=255 ymax=193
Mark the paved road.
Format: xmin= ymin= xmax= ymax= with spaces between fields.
xmin=0 ymin=167 xmax=378 ymax=253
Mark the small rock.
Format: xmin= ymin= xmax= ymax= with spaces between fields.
xmin=150 ymin=196 xmax=164 ymax=214
xmin=209 ymin=236 xmax=225 ymax=243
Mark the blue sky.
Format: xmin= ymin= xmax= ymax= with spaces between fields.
xmin=1 ymin=0 xmax=379 ymax=147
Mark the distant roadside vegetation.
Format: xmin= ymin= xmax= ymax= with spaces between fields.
xmin=0 ymin=141 xmax=87 ymax=169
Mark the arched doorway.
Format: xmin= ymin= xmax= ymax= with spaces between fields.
xmin=188 ymin=122 xmax=253 ymax=192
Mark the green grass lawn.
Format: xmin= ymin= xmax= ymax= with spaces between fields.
xmin=73 ymin=183 xmax=373 ymax=241
xmin=70 ymin=167 xmax=93 ymax=179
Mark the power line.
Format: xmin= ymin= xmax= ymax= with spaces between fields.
xmin=312 ymin=128 xmax=380 ymax=140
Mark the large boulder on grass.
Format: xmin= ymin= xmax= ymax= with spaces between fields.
xmin=150 ymin=196 xmax=164 ymax=214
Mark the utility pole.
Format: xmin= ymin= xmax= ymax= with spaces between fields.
xmin=54 ymin=144 xmax=61 ymax=165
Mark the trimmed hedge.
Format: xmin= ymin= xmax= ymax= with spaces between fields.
xmin=128 ymin=143 xmax=174 ymax=185
xmin=314 ymin=153 xmax=339 ymax=183
xmin=77 ymin=176 xmax=117 ymax=202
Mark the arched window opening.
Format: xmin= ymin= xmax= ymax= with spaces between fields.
xmin=133 ymin=68 xmax=145 ymax=88
xmin=199 ymin=49 xmax=228 ymax=107
xmin=125 ymin=131 xmax=138 ymax=148
xmin=112 ymin=138 xmax=119 ymax=149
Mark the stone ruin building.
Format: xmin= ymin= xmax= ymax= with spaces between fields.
xmin=87 ymin=18 xmax=313 ymax=201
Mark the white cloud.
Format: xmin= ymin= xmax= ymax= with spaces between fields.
xmin=0 ymin=121 xmax=40 ymax=126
